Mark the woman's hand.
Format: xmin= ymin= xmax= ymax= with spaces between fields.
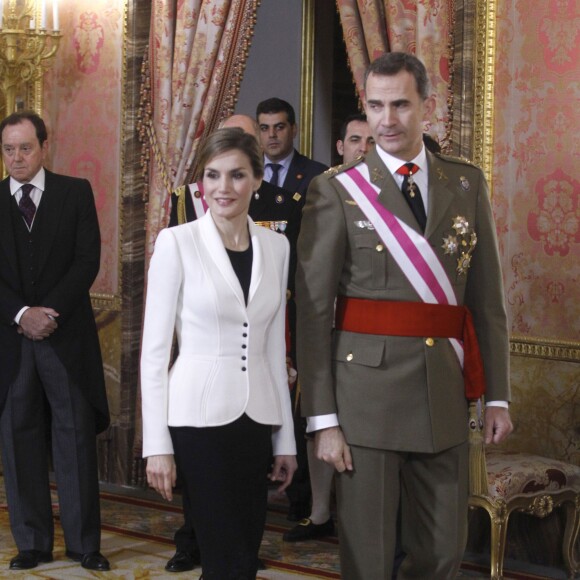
xmin=269 ymin=454 xmax=298 ymax=493
xmin=146 ymin=454 xmax=177 ymax=501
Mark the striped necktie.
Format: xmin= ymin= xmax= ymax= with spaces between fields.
xmin=19 ymin=183 xmax=36 ymax=228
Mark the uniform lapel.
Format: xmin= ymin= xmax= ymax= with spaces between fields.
xmin=424 ymin=152 xmax=454 ymax=239
xmin=364 ymin=147 xmax=420 ymax=231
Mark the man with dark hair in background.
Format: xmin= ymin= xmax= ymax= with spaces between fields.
xmin=256 ymin=97 xmax=328 ymax=522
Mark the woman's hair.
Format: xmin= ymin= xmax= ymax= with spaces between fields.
xmin=196 ymin=127 xmax=264 ymax=180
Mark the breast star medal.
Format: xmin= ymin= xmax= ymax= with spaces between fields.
xmin=441 ymin=216 xmax=477 ymax=275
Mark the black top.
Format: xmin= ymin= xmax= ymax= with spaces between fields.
xmin=226 ymin=241 xmax=253 ymax=305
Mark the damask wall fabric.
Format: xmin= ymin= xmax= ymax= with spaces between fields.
xmin=43 ymin=0 xmax=124 ymax=297
xmin=336 ymin=0 xmax=454 ymax=145
xmin=493 ymin=0 xmax=579 ymax=465
xmin=493 ymin=0 xmax=579 ymax=343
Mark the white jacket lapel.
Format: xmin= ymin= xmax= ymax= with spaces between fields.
xmin=247 ymin=220 xmax=264 ymax=304
xmin=198 ymin=211 xmax=246 ymax=307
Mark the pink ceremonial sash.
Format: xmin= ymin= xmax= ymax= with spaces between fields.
xmin=188 ymin=182 xmax=208 ymax=217
xmin=335 ymin=164 xmax=465 ymax=367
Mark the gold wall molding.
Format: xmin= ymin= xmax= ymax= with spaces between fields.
xmin=472 ymin=0 xmax=496 ymax=193
xmin=90 ymin=0 xmax=128 ymax=312
xmin=299 ymin=0 xmax=315 ymax=159
xmin=510 ymin=336 xmax=580 ymax=363
xmin=92 ymin=293 xmax=122 ymax=312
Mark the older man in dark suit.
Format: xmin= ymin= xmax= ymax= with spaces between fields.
xmin=296 ymin=53 xmax=513 ymax=579
xmin=0 ymin=111 xmax=109 ymax=572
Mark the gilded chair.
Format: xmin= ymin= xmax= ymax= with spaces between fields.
xmin=468 ymin=402 xmax=580 ymax=579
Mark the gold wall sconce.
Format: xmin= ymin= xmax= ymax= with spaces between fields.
xmin=0 ymin=0 xmax=61 ymax=117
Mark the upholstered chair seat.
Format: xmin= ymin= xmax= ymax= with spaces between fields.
xmin=469 ymin=436 xmax=580 ymax=579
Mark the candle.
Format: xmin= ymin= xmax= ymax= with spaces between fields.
xmin=0 ymin=0 xmax=3 ymax=30
xmin=53 ymin=0 xmax=59 ymax=30
xmin=40 ymin=0 xmax=47 ymax=29
xmin=30 ymin=18 xmax=35 ymax=29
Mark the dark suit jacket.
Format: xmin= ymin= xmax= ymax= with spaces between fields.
xmin=0 ymin=169 xmax=109 ymax=433
xmin=296 ymin=147 xmax=510 ymax=454
xmin=281 ymin=150 xmax=328 ymax=202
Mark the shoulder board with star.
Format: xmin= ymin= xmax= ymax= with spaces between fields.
xmin=433 ymin=152 xmax=480 ymax=168
xmin=324 ymin=155 xmax=365 ymax=178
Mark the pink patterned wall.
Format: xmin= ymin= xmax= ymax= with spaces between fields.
xmin=493 ymin=0 xmax=580 ymax=342
xmin=43 ymin=1 xmax=124 ymax=297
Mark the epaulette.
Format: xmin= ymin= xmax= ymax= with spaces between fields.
xmin=433 ymin=151 xmax=479 ymax=168
xmin=174 ymin=184 xmax=187 ymax=197
xmin=175 ymin=185 xmax=189 ymax=225
xmin=324 ymin=155 xmax=365 ymax=178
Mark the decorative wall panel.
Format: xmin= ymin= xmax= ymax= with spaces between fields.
xmin=43 ymin=1 xmax=125 ymax=301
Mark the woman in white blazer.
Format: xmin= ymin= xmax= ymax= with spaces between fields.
xmin=141 ymin=128 xmax=297 ymax=580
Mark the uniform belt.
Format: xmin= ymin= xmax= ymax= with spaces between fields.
xmin=335 ymin=297 xmax=485 ymax=400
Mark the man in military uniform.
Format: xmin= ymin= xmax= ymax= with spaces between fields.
xmin=296 ymin=52 xmax=513 ymax=579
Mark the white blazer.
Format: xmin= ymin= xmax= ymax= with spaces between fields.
xmin=141 ymin=211 xmax=296 ymax=458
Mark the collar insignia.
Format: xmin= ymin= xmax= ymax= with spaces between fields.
xmin=371 ymin=167 xmax=384 ymax=181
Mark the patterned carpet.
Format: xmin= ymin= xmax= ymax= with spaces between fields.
xmin=0 ymin=478 xmax=569 ymax=578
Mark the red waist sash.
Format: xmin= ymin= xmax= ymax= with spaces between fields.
xmin=335 ymin=297 xmax=485 ymax=400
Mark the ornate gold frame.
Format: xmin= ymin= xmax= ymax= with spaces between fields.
xmin=90 ymin=2 xmax=127 ymax=312
xmin=472 ymin=0 xmax=496 ymax=187
xmin=299 ymin=0 xmax=315 ymax=159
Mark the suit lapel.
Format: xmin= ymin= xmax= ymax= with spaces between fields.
xmin=424 ymin=152 xmax=454 ymax=239
xmin=36 ymin=170 xmax=67 ymax=276
xmin=0 ymin=180 xmax=19 ymax=278
xmin=284 ymin=150 xmax=304 ymax=193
